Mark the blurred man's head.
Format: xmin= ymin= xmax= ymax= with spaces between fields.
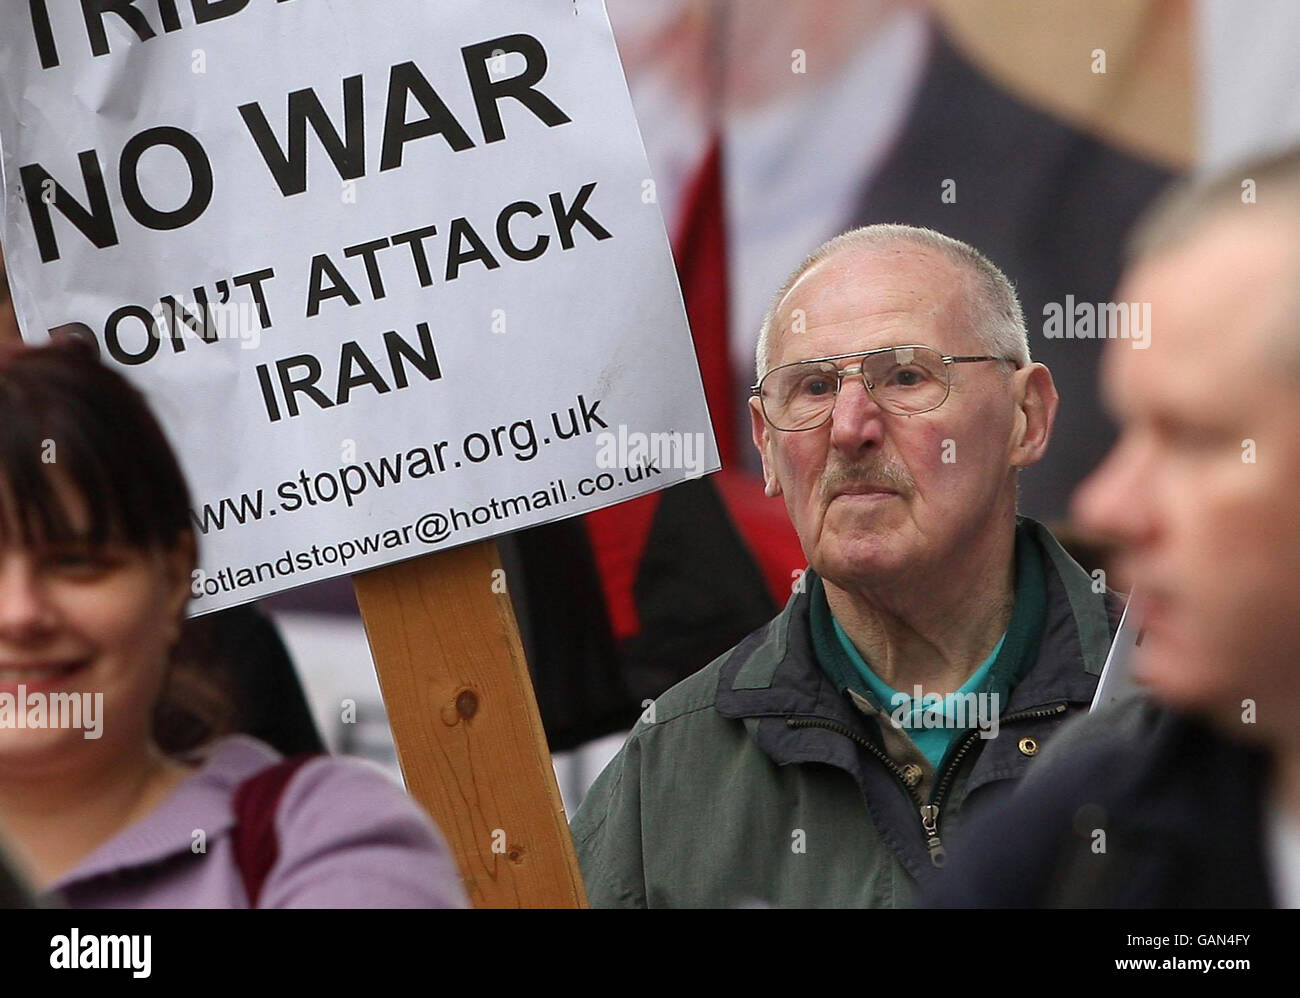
xmin=1073 ymin=149 xmax=1300 ymax=742
xmin=750 ymin=224 xmax=1058 ymax=593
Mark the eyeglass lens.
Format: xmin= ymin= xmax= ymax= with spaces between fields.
xmin=761 ymin=346 xmax=950 ymax=429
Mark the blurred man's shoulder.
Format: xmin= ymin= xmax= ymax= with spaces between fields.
xmin=1027 ymin=692 xmax=1163 ymax=783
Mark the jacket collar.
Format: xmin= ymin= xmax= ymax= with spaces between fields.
xmin=716 ymin=517 xmax=1115 ymax=728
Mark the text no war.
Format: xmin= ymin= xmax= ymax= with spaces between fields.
xmin=20 ymin=33 xmax=572 ymax=262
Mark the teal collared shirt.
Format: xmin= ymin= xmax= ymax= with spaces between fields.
xmin=833 ymin=615 xmax=1004 ymax=770
xmin=810 ymin=521 xmax=1048 ymax=772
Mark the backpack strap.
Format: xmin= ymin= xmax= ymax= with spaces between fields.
xmin=231 ymin=754 xmax=321 ymax=908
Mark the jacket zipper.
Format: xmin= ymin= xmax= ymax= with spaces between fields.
xmin=786 ymin=702 xmax=1068 ymax=868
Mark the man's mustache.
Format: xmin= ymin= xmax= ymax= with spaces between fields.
xmin=822 ymin=457 xmax=915 ymax=498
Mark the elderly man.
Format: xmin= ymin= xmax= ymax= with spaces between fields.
xmin=570 ymin=223 xmax=1121 ymax=907
xmin=929 ymin=149 xmax=1300 ymax=908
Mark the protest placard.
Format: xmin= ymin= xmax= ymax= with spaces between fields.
xmin=0 ymin=0 xmax=716 ymax=613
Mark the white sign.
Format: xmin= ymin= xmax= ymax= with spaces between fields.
xmin=1090 ymin=591 xmax=1144 ymax=712
xmin=0 ymin=0 xmax=716 ymax=613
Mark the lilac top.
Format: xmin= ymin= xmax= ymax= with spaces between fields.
xmin=45 ymin=736 xmax=468 ymax=908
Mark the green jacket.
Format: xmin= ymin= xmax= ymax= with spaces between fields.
xmin=570 ymin=519 xmax=1121 ymax=907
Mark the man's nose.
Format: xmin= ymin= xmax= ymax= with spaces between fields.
xmin=0 ymin=555 xmax=57 ymax=640
xmin=1071 ymin=434 xmax=1156 ymax=548
xmin=828 ymin=374 xmax=886 ymax=453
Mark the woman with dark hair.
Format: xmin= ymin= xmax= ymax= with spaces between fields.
xmin=0 ymin=338 xmax=466 ymax=907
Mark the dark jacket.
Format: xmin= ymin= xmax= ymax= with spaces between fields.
xmin=571 ymin=519 xmax=1122 ymax=907
xmin=926 ymin=695 xmax=1276 ymax=907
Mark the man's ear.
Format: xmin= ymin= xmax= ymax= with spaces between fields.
xmin=749 ymin=397 xmax=782 ymax=497
xmin=1009 ymin=363 xmax=1059 ymax=469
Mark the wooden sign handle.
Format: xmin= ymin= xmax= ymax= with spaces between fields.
xmin=353 ymin=540 xmax=588 ymax=908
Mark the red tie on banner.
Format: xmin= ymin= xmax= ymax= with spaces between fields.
xmin=675 ymin=138 xmax=738 ymax=466
xmin=584 ymin=138 xmax=804 ymax=639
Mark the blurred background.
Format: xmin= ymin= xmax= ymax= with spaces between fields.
xmin=4 ymin=0 xmax=1299 ymax=811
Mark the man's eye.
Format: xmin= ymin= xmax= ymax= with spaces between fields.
xmin=1155 ymin=418 xmax=1232 ymax=452
xmin=1175 ymin=430 xmax=1230 ymax=452
xmin=800 ymin=377 xmax=835 ymax=397
xmin=887 ymin=366 xmax=929 ymax=388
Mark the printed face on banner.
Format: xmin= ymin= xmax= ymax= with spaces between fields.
xmin=0 ymin=0 xmax=716 ymax=612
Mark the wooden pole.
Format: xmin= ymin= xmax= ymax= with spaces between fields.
xmin=352 ymin=540 xmax=588 ymax=908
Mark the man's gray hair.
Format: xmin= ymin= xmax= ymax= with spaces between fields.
xmin=754 ymin=224 xmax=1030 ymax=381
